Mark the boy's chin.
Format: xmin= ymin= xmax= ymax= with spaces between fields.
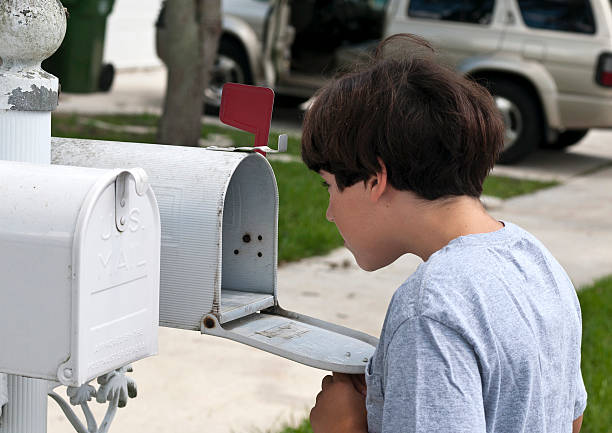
xmin=354 ymin=252 xmax=401 ymax=272
xmin=353 ymin=255 xmax=388 ymax=272
xmin=356 ymin=262 xmax=381 ymax=272
xmin=345 ymin=241 xmax=397 ymax=271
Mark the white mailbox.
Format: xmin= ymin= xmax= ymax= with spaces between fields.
xmin=52 ymin=138 xmax=377 ymax=373
xmin=0 ymin=161 xmax=160 ymax=386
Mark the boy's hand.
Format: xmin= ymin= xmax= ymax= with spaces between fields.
xmin=349 ymin=373 xmax=367 ymax=397
xmin=310 ymin=372 xmax=368 ymax=433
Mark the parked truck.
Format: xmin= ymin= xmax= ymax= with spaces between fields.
xmin=210 ymin=0 xmax=612 ymax=163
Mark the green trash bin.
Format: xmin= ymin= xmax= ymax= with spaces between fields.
xmin=43 ymin=0 xmax=116 ymax=93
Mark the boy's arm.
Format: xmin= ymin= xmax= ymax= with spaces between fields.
xmin=381 ymin=316 xmax=486 ymax=433
xmin=573 ymin=415 xmax=583 ymax=433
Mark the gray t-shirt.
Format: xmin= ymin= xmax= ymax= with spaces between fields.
xmin=365 ymin=221 xmax=587 ymax=433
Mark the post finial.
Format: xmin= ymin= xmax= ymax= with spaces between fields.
xmin=0 ymin=0 xmax=67 ymax=70
xmin=0 ymin=0 xmax=66 ymax=112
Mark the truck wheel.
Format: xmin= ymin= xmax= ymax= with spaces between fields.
xmin=204 ymin=38 xmax=252 ymax=114
xmin=274 ymin=93 xmax=310 ymax=108
xmin=488 ymin=80 xmax=542 ymax=164
xmin=541 ymin=129 xmax=589 ymax=150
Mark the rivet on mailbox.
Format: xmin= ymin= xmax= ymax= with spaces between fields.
xmin=51 ymin=83 xmax=377 ymax=374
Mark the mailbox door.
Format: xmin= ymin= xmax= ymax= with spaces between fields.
xmin=60 ymin=170 xmax=161 ymax=386
xmin=0 ymin=162 xmax=104 ymax=380
xmin=202 ymin=306 xmax=378 ymax=374
xmin=0 ymin=163 xmax=160 ymax=384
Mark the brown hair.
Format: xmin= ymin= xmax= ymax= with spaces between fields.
xmin=301 ymin=34 xmax=504 ymax=200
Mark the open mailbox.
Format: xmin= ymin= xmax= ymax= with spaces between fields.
xmin=0 ymin=162 xmax=160 ymax=386
xmin=52 ymin=139 xmax=377 ymax=373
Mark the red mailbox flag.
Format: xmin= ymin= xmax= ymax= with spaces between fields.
xmin=219 ymin=83 xmax=275 ymax=155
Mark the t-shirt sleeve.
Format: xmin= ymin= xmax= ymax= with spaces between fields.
xmin=381 ymin=316 xmax=486 ymax=433
xmin=574 ymin=366 xmax=587 ymax=420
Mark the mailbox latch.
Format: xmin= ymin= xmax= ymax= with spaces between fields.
xmin=115 ymin=168 xmax=149 ymax=232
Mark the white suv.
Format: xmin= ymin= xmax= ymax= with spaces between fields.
xmin=212 ymin=0 xmax=612 ymax=163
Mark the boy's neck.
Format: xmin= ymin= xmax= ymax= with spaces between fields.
xmin=389 ymin=194 xmax=504 ymax=262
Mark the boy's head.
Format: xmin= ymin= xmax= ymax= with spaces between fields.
xmin=301 ymin=34 xmax=504 ymax=200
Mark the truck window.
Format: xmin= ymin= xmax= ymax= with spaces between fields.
xmin=517 ymin=0 xmax=596 ymax=34
xmin=407 ymin=0 xmax=495 ymax=25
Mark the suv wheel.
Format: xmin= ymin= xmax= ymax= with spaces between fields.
xmin=204 ymin=39 xmax=251 ymax=114
xmin=274 ymin=93 xmax=310 ymax=108
xmin=541 ymin=129 xmax=589 ymax=150
xmin=488 ymin=80 xmax=542 ymax=164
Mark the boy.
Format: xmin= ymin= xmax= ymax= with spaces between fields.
xmin=302 ymin=35 xmax=586 ymax=433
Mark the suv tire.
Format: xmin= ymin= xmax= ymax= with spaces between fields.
xmin=204 ymin=38 xmax=252 ymax=114
xmin=487 ymin=80 xmax=542 ymax=164
xmin=541 ymin=129 xmax=589 ymax=150
xmin=274 ymin=93 xmax=310 ymax=108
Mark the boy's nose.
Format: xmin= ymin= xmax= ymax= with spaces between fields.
xmin=325 ymin=205 xmax=334 ymax=222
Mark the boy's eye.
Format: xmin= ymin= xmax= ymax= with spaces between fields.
xmin=321 ymin=180 xmax=330 ymax=189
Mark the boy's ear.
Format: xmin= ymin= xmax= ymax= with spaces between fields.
xmin=368 ymin=159 xmax=388 ymax=203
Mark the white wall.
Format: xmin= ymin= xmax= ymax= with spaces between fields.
xmin=103 ymin=0 xmax=165 ymax=69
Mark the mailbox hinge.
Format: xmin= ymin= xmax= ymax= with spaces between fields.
xmin=115 ymin=168 xmax=149 ymax=232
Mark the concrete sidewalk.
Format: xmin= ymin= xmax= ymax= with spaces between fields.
xmin=47 ymin=68 xmax=612 ymax=433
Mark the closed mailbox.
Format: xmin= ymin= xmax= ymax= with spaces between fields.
xmin=0 ymin=161 xmax=160 ymax=386
xmin=52 ymin=138 xmax=377 ymax=373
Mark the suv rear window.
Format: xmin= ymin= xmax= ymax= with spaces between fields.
xmin=517 ymin=0 xmax=596 ymax=34
xmin=407 ymin=0 xmax=494 ymax=25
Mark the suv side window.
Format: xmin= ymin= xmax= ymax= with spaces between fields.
xmin=407 ymin=0 xmax=495 ymax=25
xmin=517 ymin=0 xmax=596 ymax=34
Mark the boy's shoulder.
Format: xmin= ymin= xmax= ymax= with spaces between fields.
xmin=382 ymin=222 xmax=570 ymax=341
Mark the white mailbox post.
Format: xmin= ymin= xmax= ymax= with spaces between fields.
xmin=0 ymin=0 xmax=65 ymax=164
xmin=0 ymin=1 xmax=67 ymax=430
xmin=0 ymin=2 xmax=162 ymax=432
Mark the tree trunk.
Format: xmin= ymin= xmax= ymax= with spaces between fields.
xmin=198 ymin=0 xmax=222 ymax=98
xmin=157 ymin=0 xmax=222 ymax=147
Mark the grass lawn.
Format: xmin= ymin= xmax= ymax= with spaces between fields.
xmin=276 ymin=419 xmax=313 ymax=433
xmin=51 ymin=113 xmax=158 ymax=144
xmin=278 ymin=276 xmax=612 ymax=433
xmin=483 ymin=175 xmax=558 ymax=199
xmin=578 ymin=276 xmax=612 ymax=433
xmin=51 ymin=113 xmax=559 ymax=263
xmin=272 ymin=161 xmax=342 ymax=263
xmin=55 ymin=113 xmax=303 ymax=157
